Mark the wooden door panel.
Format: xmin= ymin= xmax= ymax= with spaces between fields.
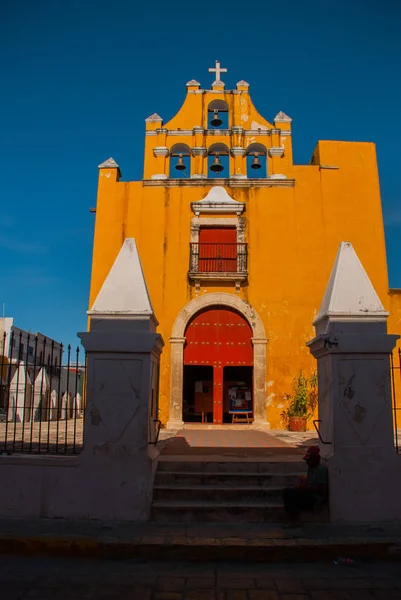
xmin=184 ymin=308 xmax=253 ymax=424
xmin=184 ymin=309 xmax=253 ymax=366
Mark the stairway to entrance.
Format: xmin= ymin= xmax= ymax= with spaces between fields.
xmin=151 ymin=429 xmax=329 ymax=523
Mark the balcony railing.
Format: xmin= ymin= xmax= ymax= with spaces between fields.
xmin=189 ymin=243 xmax=248 ymax=275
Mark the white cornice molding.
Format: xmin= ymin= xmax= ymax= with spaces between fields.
xmin=244 ymin=129 xmax=271 ymax=136
xmin=230 ymin=147 xmax=246 ymax=157
xmin=146 ymin=129 xmax=292 ymax=138
xmin=191 ymin=147 xmax=207 ymax=157
xmin=150 ymin=174 xmax=168 ymax=180
xmin=143 ymin=178 xmax=295 ymax=188
xmin=191 ymin=186 xmax=245 ymax=216
xmin=186 ymin=79 xmax=200 ymax=87
xmin=205 ymin=129 xmax=231 ymax=136
xmin=153 ymin=147 xmax=169 ymax=158
xmin=166 ymin=130 xmax=193 ymax=136
xmin=268 ymin=147 xmax=285 ymax=157
xmin=206 ymin=89 xmax=228 ymax=94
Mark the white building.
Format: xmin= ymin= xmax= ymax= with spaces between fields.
xmin=0 ymin=317 xmax=62 ymax=369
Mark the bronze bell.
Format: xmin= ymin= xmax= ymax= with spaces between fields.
xmin=210 ymin=109 xmax=222 ymax=127
xmin=175 ymin=154 xmax=186 ymax=171
xmin=251 ymin=152 xmax=261 ymax=170
xmin=210 ymin=154 xmax=224 ymax=173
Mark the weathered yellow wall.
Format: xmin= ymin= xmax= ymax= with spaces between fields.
xmin=389 ymin=290 xmax=401 ymax=411
xmin=89 ymin=82 xmax=401 ymax=429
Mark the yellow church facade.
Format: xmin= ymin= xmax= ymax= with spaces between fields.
xmin=88 ymin=63 xmax=401 ymax=430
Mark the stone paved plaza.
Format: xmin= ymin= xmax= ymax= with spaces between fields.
xmin=1 ymin=555 xmax=401 ymax=599
xmin=0 ymin=423 xmax=398 ymax=456
xmin=0 ymin=423 xmax=317 ymax=456
xmin=0 ymin=420 xmax=83 ymax=454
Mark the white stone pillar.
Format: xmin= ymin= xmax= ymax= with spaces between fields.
xmin=307 ymin=242 xmax=401 ymax=521
xmin=167 ymin=337 xmax=185 ymax=430
xmin=79 ymin=238 xmax=164 ymax=521
xmin=252 ymin=338 xmax=270 ymax=429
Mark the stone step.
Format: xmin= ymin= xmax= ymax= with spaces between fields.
xmin=157 ymin=460 xmax=305 ymax=474
xmin=151 ymin=458 xmax=327 ymax=524
xmin=151 ymin=500 xmax=285 ymax=523
xmin=151 ymin=500 xmax=330 ymax=524
xmin=153 ymin=485 xmax=284 ymax=503
xmin=154 ymin=471 xmax=301 ymax=487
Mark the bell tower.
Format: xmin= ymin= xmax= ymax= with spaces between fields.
xmin=143 ymin=61 xmax=294 ymax=183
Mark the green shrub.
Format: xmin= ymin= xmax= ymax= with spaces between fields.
xmin=281 ymin=370 xmax=318 ymax=429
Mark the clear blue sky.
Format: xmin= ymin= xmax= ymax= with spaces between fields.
xmin=1 ymin=0 xmax=400 ymax=349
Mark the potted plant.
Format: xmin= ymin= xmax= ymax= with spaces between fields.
xmin=281 ymin=370 xmax=318 ymax=432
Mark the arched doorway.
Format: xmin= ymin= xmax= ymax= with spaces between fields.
xmin=167 ymin=293 xmax=269 ymax=430
xmin=183 ymin=307 xmax=253 ymax=424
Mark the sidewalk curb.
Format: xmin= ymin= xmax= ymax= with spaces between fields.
xmin=1 ymin=535 xmax=400 ymax=562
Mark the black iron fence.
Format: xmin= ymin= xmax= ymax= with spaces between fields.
xmin=0 ymin=331 xmax=86 ymax=455
xmin=189 ymin=243 xmax=248 ymax=274
xmin=391 ymin=347 xmax=401 ymax=453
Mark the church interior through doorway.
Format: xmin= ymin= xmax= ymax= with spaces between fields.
xmin=183 ymin=306 xmax=253 ymax=425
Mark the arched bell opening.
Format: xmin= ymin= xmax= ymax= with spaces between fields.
xmin=208 ymin=143 xmax=229 ymax=179
xmin=169 ymin=143 xmax=191 ymax=178
xmin=207 ymin=100 xmax=229 ymax=129
xmin=246 ymin=143 xmax=267 ymax=179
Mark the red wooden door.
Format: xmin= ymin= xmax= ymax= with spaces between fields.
xmin=184 ymin=307 xmax=253 ymax=424
xmin=198 ymin=228 xmax=237 ymax=272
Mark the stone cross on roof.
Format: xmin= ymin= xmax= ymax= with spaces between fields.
xmin=208 ymin=60 xmax=227 ymax=83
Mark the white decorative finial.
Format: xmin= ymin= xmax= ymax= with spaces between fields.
xmin=313 ymin=241 xmax=388 ymax=335
xmin=88 ymin=238 xmax=155 ymax=320
xmin=208 ymin=60 xmax=227 ymax=83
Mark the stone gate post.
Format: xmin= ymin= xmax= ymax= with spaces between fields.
xmin=78 ymin=238 xmax=164 ymax=521
xmin=307 ymin=242 xmax=401 ymax=521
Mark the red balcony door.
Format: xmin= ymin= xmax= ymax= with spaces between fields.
xmin=198 ymin=227 xmax=237 ymax=272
